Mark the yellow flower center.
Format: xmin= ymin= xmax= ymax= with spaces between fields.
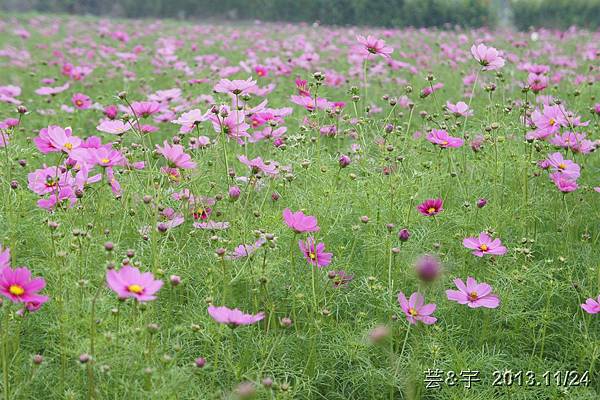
xmin=441 ymin=140 xmax=448 ymax=145
xmin=427 ymin=207 xmax=436 ymax=214
xmin=64 ymin=142 xmax=73 ymax=150
xmin=100 ymin=158 xmax=110 ymax=164
xmin=408 ymin=307 xmax=418 ymax=316
xmin=128 ymin=284 xmax=143 ymax=294
xmin=309 ymin=252 xmax=316 ymax=260
xmin=76 ymin=100 xmax=83 ymax=106
xmin=549 ymin=118 xmax=555 ymax=126
xmin=9 ymin=284 xmax=25 ymax=296
xmin=480 ymin=244 xmax=488 ymax=251
xmin=558 ymin=163 xmax=566 ymax=170
xmin=469 ymin=291 xmax=478 ymax=300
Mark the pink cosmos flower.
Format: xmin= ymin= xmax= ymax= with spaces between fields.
xmin=85 ymin=147 xmax=126 ymax=168
xmin=581 ymin=295 xmax=600 ymax=314
xmin=71 ymin=93 xmax=92 ymax=110
xmin=426 ymin=129 xmax=464 ymax=148
xmin=27 ymin=165 xmax=73 ymax=195
xmin=172 ymin=109 xmax=209 ymax=133
xmin=34 ymin=125 xmax=81 ymax=154
xmin=106 ymin=266 xmax=163 ymax=302
xmin=283 ymin=208 xmax=320 ymax=233
xmin=420 ymin=83 xmax=444 ymax=98
xmin=397 ymin=291 xmax=437 ymax=325
xmin=96 ymin=120 xmax=131 ymax=135
xmin=550 ymin=172 xmax=578 ymax=193
xmin=213 ymin=77 xmax=257 ymax=96
xmin=354 ymin=35 xmax=393 ymax=58
xmin=417 ymin=198 xmax=443 ymax=217
xmin=545 ymin=152 xmax=580 ymax=180
xmin=528 ymin=73 xmax=548 ymax=93
xmin=193 ymin=221 xmax=230 ymax=230
xmin=298 ymin=238 xmax=333 ymax=267
xmin=470 ymin=43 xmax=505 ymax=71
xmin=226 ymin=238 xmax=266 ymax=260
xmin=37 ymin=187 xmax=77 ymax=211
xmin=131 ymin=101 xmax=161 ymax=118
xmin=290 ymin=95 xmax=331 ymax=112
xmin=207 ymin=305 xmax=264 ymax=328
xmin=446 ymin=277 xmax=500 ymax=308
xmin=0 ymin=265 xmax=49 ymax=309
xmin=463 ymin=232 xmax=507 ymax=257
xmin=238 ymin=155 xmax=278 ymax=176
xmin=104 ymin=105 xmax=118 ymax=120
xmin=0 ymin=246 xmax=9 ymax=269
xmin=156 ymin=140 xmax=197 ymax=170
xmin=446 ymin=101 xmax=473 ymax=117
xmin=34 ymin=126 xmax=74 ymax=154
xmin=34 ymin=82 xmax=70 ymax=96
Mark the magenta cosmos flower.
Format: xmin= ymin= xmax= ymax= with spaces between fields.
xmin=446 ymin=277 xmax=500 ymax=308
xmin=417 ymin=198 xmax=444 ymax=217
xmin=581 ymin=295 xmax=600 ymax=314
xmin=282 ymin=208 xmax=320 ymax=233
xmin=0 ymin=265 xmax=49 ymax=311
xmin=470 ymin=43 xmax=505 ymax=71
xmin=397 ymin=291 xmax=437 ymax=325
xmin=207 ymin=305 xmax=264 ymax=328
xmin=131 ymin=101 xmax=161 ymax=118
xmin=426 ymin=129 xmax=464 ymax=148
xmin=156 ymin=140 xmax=197 ymax=169
xmin=463 ymin=232 xmax=507 ymax=257
xmin=106 ymin=266 xmax=163 ymax=302
xmin=71 ymin=93 xmax=92 ymax=110
xmin=354 ymin=35 xmax=393 ymax=58
xmin=298 ymin=238 xmax=333 ymax=267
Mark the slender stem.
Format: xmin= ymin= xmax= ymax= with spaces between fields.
xmin=2 ymin=308 xmax=9 ymax=400
xmin=399 ymin=323 xmax=411 ymax=358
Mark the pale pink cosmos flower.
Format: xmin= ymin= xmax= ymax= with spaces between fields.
xmin=397 ymin=291 xmax=437 ymax=325
xmin=470 ymin=43 xmax=505 ymax=71
xmin=545 ymin=152 xmax=580 ymax=180
xmin=298 ymin=238 xmax=333 ymax=268
xmin=213 ymin=77 xmax=257 ymax=96
xmin=354 ymin=35 xmax=393 ymax=58
xmin=172 ymin=109 xmax=209 ymax=133
xmin=426 ymin=129 xmax=464 ymax=148
xmin=156 ymin=140 xmax=197 ymax=170
xmin=446 ymin=101 xmax=473 ymax=117
xmin=96 ymin=120 xmax=131 ymax=135
xmin=446 ymin=277 xmax=500 ymax=308
xmin=207 ymin=305 xmax=264 ymax=327
xmin=106 ymin=266 xmax=163 ymax=302
xmin=581 ymin=295 xmax=600 ymax=314
xmin=238 ymin=155 xmax=278 ymax=176
xmin=34 ymin=82 xmax=70 ymax=96
xmin=463 ymin=232 xmax=507 ymax=257
xmin=282 ymin=208 xmax=320 ymax=233
xmin=0 ymin=246 xmax=9 ymax=269
xmin=34 ymin=126 xmax=75 ymax=154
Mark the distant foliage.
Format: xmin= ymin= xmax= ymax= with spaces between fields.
xmin=4 ymin=0 xmax=495 ymax=28
xmin=511 ymin=0 xmax=600 ymax=30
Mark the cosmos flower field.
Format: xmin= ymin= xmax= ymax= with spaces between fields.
xmin=1 ymin=13 xmax=600 ymax=399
